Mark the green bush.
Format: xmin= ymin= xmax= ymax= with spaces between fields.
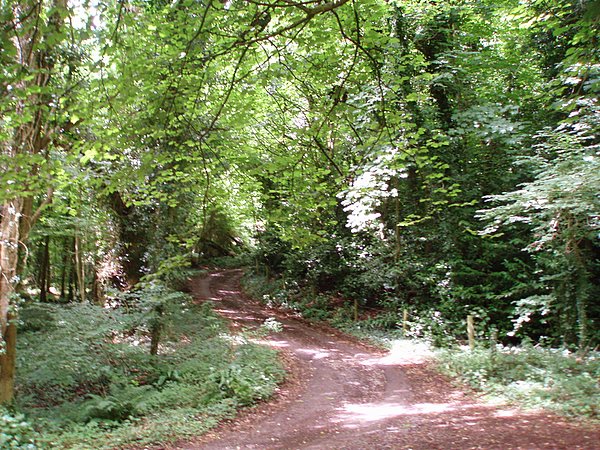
xmin=137 ymin=383 xmax=208 ymax=413
xmin=205 ymin=344 xmax=285 ymax=406
xmin=17 ymin=303 xmax=126 ymax=406
xmin=18 ymin=305 xmax=55 ymax=333
xmin=81 ymin=384 xmax=155 ymax=423
xmin=403 ymin=308 xmax=459 ymax=347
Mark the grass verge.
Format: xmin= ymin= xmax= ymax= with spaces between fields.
xmin=436 ymin=344 xmax=599 ymax=420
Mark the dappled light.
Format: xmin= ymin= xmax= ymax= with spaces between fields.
xmin=193 ymin=272 xmax=598 ymax=450
xmin=216 ymin=289 xmax=239 ymax=296
xmin=363 ymin=339 xmax=435 ymax=367
xmin=214 ymin=310 xmax=259 ymax=322
xmin=296 ymin=348 xmax=334 ymax=360
xmin=253 ymin=339 xmax=290 ymax=348
xmin=2 ymin=0 xmax=598 ymax=446
xmin=493 ymin=409 xmax=519 ymax=418
xmin=335 ymin=401 xmax=458 ymax=425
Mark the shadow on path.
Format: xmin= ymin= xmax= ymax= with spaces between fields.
xmin=176 ymin=270 xmax=599 ymax=450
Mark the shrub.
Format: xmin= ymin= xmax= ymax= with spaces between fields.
xmin=80 ymin=384 xmax=155 ymax=423
xmin=17 ymin=303 xmax=127 ymax=406
xmin=206 ymin=344 xmax=284 ymax=406
xmin=18 ymin=304 xmax=55 ymax=333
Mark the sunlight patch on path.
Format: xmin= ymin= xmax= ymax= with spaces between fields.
xmin=252 ymin=339 xmax=290 ymax=348
xmin=360 ymin=338 xmax=434 ymax=368
xmin=385 ymin=339 xmax=433 ymax=365
xmin=335 ymin=401 xmax=458 ymax=427
xmin=217 ymin=289 xmax=238 ymax=296
xmin=296 ymin=348 xmax=334 ymax=360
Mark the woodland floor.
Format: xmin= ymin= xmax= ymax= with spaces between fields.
xmin=166 ymin=269 xmax=599 ymax=450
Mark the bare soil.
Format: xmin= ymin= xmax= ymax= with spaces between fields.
xmin=173 ymin=269 xmax=599 ymax=450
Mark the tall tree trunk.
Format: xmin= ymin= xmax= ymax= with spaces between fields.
xmin=0 ymin=318 xmax=17 ymax=405
xmin=67 ymin=261 xmax=75 ymax=303
xmin=74 ymin=232 xmax=85 ymax=302
xmin=45 ymin=240 xmax=52 ymax=298
xmin=0 ymin=199 xmax=24 ymax=404
xmin=0 ymin=0 xmax=68 ymax=404
xmin=39 ymin=236 xmax=50 ymax=302
xmin=150 ymin=304 xmax=165 ymax=356
xmin=92 ymin=259 xmax=105 ymax=307
xmin=60 ymin=237 xmax=70 ymax=299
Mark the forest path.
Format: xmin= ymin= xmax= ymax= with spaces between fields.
xmin=175 ymin=269 xmax=599 ymax=450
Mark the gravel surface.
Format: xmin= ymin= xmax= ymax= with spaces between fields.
xmin=172 ymin=269 xmax=600 ymax=450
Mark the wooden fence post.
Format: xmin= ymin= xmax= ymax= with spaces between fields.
xmin=402 ymin=309 xmax=408 ymax=335
xmin=490 ymin=329 xmax=498 ymax=349
xmin=467 ymin=315 xmax=475 ymax=350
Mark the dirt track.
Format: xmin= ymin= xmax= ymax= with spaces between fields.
xmin=176 ymin=269 xmax=599 ymax=450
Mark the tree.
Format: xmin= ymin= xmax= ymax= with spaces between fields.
xmin=0 ymin=0 xmax=77 ymax=404
xmin=2 ymin=0 xmax=371 ymax=403
xmin=3 ymin=0 xmax=598 ymax=410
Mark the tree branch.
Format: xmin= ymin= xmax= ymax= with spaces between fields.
xmin=312 ymin=136 xmax=345 ymax=178
xmin=29 ymin=186 xmax=53 ymax=229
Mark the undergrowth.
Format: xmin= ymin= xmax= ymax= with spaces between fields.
xmin=12 ymin=286 xmax=284 ymax=449
xmin=437 ymin=345 xmax=600 ymax=420
xmin=242 ymin=272 xmax=352 ymax=322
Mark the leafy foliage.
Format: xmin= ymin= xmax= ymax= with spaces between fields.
xmin=438 ymin=345 xmax=600 ymax=419
xmin=0 ymin=409 xmax=38 ymax=450
xmin=14 ymin=293 xmax=283 ymax=448
xmin=238 ymin=0 xmax=599 ymax=354
xmin=479 ymin=121 xmax=600 ymax=347
xmin=2 ymin=0 xmax=599 ymax=430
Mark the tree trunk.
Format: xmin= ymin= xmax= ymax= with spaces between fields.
xmin=68 ymin=264 xmax=74 ymax=302
xmin=0 ymin=318 xmax=17 ymax=405
xmin=60 ymin=237 xmax=69 ymax=299
xmin=45 ymin=241 xmax=52 ymax=298
xmin=0 ymin=0 xmax=69 ymax=404
xmin=39 ymin=235 xmax=50 ymax=302
xmin=0 ymin=199 xmax=24 ymax=404
xmin=150 ymin=304 xmax=165 ymax=356
xmin=92 ymin=262 xmax=105 ymax=307
xmin=394 ymin=177 xmax=401 ymax=262
xmin=74 ymin=232 xmax=85 ymax=302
